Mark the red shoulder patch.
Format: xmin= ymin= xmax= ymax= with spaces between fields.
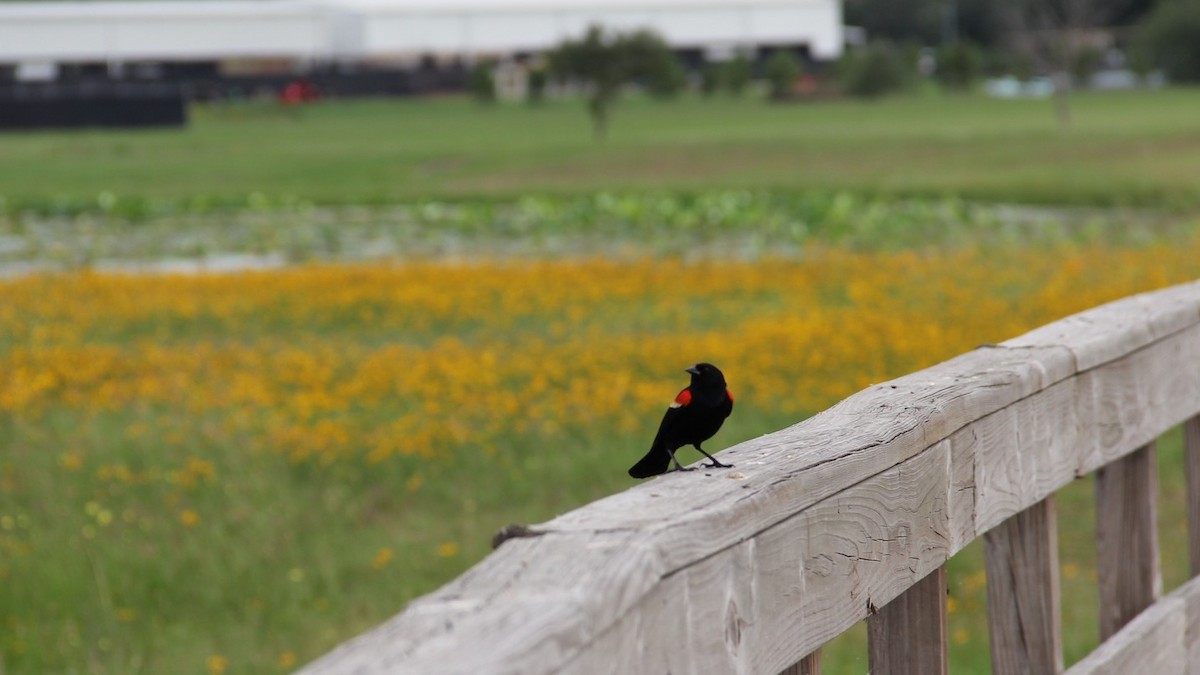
xmin=670 ymin=389 xmax=692 ymax=408
xmin=726 ymin=388 xmax=734 ymax=403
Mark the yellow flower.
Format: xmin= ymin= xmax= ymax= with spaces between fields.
xmin=437 ymin=542 xmax=459 ymax=558
xmin=405 ymin=474 xmax=425 ymax=492
xmin=206 ymin=654 xmax=227 ymax=674
xmin=179 ymin=509 xmax=201 ymax=527
xmin=59 ymin=453 xmax=83 ymax=471
xmin=116 ymin=608 xmax=138 ymax=622
xmin=278 ymin=652 xmax=297 ymax=668
xmin=372 ymin=547 xmax=394 ymax=570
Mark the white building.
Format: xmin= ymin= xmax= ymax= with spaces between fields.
xmin=0 ymin=0 xmax=843 ymax=77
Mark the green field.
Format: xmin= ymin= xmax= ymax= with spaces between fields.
xmin=2 ymin=90 xmax=1200 ymax=675
xmin=2 ymin=89 xmax=1200 ymax=213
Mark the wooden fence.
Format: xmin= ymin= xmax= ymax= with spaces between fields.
xmin=301 ymin=280 xmax=1200 ymax=674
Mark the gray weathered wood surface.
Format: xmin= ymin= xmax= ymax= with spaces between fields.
xmin=1063 ymin=574 xmax=1200 ymax=675
xmin=776 ymin=650 xmax=820 ymax=675
xmin=300 ymin=280 xmax=1200 ymax=675
xmin=984 ymin=497 xmax=1063 ymax=675
xmin=1095 ymin=443 xmax=1161 ymax=641
xmin=867 ymin=565 xmax=948 ymax=675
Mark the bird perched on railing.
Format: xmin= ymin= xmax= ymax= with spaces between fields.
xmin=628 ymin=362 xmax=734 ymax=478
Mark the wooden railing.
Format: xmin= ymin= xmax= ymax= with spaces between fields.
xmin=301 ymin=280 xmax=1200 ymax=675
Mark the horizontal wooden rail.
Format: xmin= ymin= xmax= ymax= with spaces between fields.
xmin=1064 ymin=574 xmax=1200 ymax=674
xmin=301 ymin=280 xmax=1200 ymax=674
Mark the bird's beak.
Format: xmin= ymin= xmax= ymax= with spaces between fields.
xmin=685 ymin=365 xmax=701 ymax=376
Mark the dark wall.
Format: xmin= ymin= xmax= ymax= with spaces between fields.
xmin=0 ymin=83 xmax=186 ymax=130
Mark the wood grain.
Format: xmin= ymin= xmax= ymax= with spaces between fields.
xmin=1095 ymin=443 xmax=1161 ymax=641
xmin=867 ymin=565 xmax=948 ymax=675
xmin=777 ymin=651 xmax=821 ymax=675
xmin=984 ymin=497 xmax=1063 ymax=675
xmin=300 ymin=281 xmax=1200 ymax=674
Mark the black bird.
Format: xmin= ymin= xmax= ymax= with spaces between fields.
xmin=628 ymin=363 xmax=734 ymax=478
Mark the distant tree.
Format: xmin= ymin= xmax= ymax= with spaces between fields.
xmin=1136 ymin=0 xmax=1200 ymax=83
xmin=1003 ymin=0 xmax=1136 ymax=126
xmin=469 ymin=61 xmax=496 ymax=104
xmin=547 ymin=26 xmax=629 ymax=139
xmin=844 ymin=0 xmax=942 ymax=44
xmin=547 ymin=25 xmax=686 ymax=139
xmin=722 ymin=51 xmax=753 ymax=96
xmin=764 ymin=50 xmax=803 ymax=101
xmin=843 ymin=0 xmax=1156 ymax=48
xmin=622 ymin=29 xmax=687 ymax=99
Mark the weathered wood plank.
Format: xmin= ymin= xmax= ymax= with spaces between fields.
xmin=1186 ymin=415 xmax=1200 ymax=578
xmin=558 ymin=441 xmax=953 ymax=675
xmin=1095 ymin=443 xmax=1161 ymax=641
xmin=984 ymin=497 xmax=1063 ymax=675
xmin=1076 ymin=325 xmax=1200 ymax=475
xmin=301 ymin=281 xmax=1200 ymax=675
xmin=1183 ymin=575 xmax=1200 ymax=675
xmin=778 ymin=651 xmax=821 ymax=675
xmin=1063 ymin=575 xmax=1200 ymax=675
xmin=1004 ymin=279 xmax=1200 ymax=371
xmin=867 ymin=565 xmax=948 ymax=675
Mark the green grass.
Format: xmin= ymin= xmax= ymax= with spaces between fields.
xmin=2 ymin=89 xmax=1200 ymax=212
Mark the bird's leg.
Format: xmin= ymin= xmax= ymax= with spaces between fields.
xmin=666 ymin=447 xmax=695 ymax=472
xmin=695 ymin=444 xmax=733 ymax=469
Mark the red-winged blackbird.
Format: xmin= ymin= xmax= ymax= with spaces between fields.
xmin=628 ymin=363 xmax=734 ymax=478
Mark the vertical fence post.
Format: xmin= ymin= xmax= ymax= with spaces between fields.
xmin=1094 ymin=442 xmax=1161 ymax=641
xmin=983 ymin=495 xmax=1064 ymax=674
xmin=1185 ymin=415 xmax=1200 ymax=578
xmin=867 ymin=564 xmax=948 ymax=675
xmin=778 ymin=651 xmax=821 ymax=675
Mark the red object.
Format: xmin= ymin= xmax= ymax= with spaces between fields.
xmin=673 ymin=389 xmax=693 ymax=407
xmin=280 ymin=79 xmax=319 ymax=105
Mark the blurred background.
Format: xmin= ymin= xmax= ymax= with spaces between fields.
xmin=1 ymin=0 xmax=1200 ymax=673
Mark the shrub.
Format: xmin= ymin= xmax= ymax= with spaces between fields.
xmin=645 ymin=54 xmax=688 ymax=99
xmin=700 ymin=62 xmax=721 ymax=97
xmin=722 ymin=51 xmax=753 ymax=96
xmin=936 ymin=41 xmax=983 ymax=91
xmin=839 ymin=41 xmax=910 ymax=98
xmin=1070 ymin=46 xmax=1105 ymax=85
xmin=527 ymin=67 xmax=547 ymax=104
xmin=469 ymin=61 xmax=496 ymax=103
xmin=765 ymin=49 xmax=803 ymax=101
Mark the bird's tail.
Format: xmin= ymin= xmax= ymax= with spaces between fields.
xmin=628 ymin=444 xmax=670 ymax=479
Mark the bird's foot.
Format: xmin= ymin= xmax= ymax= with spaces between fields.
xmin=702 ymin=460 xmax=734 ymax=469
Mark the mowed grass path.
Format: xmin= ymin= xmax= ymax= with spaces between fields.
xmin=3 ymin=243 xmax=1200 ymax=673
xmin=2 ymin=89 xmax=1200 ymax=208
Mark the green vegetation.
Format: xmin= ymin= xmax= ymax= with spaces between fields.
xmin=764 ymin=49 xmax=803 ymax=101
xmin=1137 ymin=0 xmax=1200 ymax=83
xmin=3 ymin=90 xmax=1200 ymax=675
xmin=546 ymin=26 xmax=683 ymax=138
xmin=4 ymin=90 xmax=1200 ymax=215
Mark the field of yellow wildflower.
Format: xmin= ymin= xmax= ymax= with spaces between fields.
xmin=2 ymin=241 xmax=1200 ymax=673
